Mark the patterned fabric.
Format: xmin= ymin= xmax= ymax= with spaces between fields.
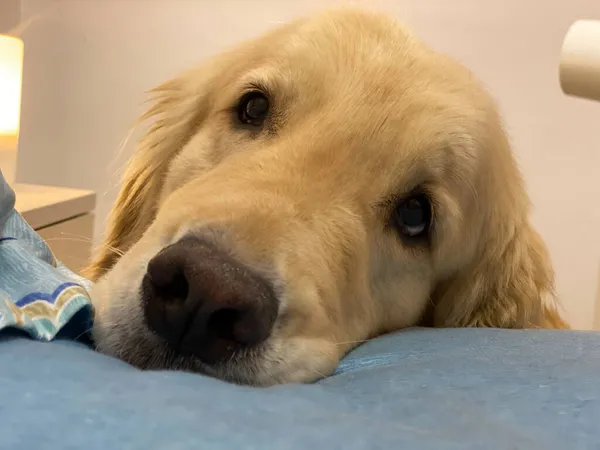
xmin=0 ymin=169 xmax=94 ymax=341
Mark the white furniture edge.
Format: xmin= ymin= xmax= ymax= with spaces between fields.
xmin=14 ymin=183 xmax=96 ymax=230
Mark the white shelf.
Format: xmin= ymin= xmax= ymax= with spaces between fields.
xmin=14 ymin=183 xmax=96 ymax=230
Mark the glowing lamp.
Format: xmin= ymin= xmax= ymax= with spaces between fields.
xmin=0 ymin=34 xmax=23 ymax=151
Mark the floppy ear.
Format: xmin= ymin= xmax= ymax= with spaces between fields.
xmin=428 ymin=101 xmax=568 ymax=330
xmin=85 ymin=71 xmax=211 ymax=281
xmin=431 ymin=221 xmax=568 ymax=329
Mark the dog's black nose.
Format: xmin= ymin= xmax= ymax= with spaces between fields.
xmin=141 ymin=237 xmax=278 ymax=364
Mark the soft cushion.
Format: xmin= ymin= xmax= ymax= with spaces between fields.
xmin=2 ymin=327 xmax=599 ymax=449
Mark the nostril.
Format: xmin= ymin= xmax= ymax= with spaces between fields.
xmin=155 ymin=272 xmax=189 ymax=302
xmin=207 ymin=308 xmax=243 ymax=343
xmin=147 ymin=255 xmax=189 ymax=302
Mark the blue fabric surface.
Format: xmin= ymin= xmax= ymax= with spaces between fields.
xmin=2 ymin=169 xmax=600 ymax=448
xmin=1 ymin=327 xmax=600 ymax=449
xmin=0 ymin=169 xmax=93 ymax=340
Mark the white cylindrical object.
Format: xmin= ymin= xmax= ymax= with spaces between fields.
xmin=559 ymin=20 xmax=600 ymax=103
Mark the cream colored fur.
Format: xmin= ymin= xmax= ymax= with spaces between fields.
xmin=87 ymin=8 xmax=567 ymax=386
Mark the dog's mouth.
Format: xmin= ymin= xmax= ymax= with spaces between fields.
xmin=93 ymin=235 xmax=278 ymax=383
xmin=89 ymin=231 xmax=345 ymax=385
xmin=105 ymin=318 xmax=274 ymax=385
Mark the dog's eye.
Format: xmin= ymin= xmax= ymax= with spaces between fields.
xmin=238 ymin=92 xmax=269 ymax=126
xmin=394 ymin=194 xmax=431 ymax=238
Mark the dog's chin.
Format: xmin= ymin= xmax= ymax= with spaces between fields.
xmin=93 ymin=328 xmax=271 ymax=386
xmin=94 ymin=328 xmax=341 ymax=386
xmin=91 ymin=302 xmax=342 ymax=386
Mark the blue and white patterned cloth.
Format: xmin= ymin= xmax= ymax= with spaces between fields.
xmin=0 ymin=169 xmax=93 ymax=341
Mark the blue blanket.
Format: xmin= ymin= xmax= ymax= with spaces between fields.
xmin=3 ymin=170 xmax=600 ymax=449
xmin=0 ymin=169 xmax=93 ymax=341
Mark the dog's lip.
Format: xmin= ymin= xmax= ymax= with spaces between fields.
xmin=143 ymin=312 xmax=274 ymax=371
xmin=167 ymin=334 xmax=244 ymax=366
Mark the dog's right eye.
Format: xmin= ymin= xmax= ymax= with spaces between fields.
xmin=237 ymin=92 xmax=269 ymax=126
xmin=394 ymin=194 xmax=432 ymax=239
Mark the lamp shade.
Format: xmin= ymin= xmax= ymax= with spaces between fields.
xmin=0 ymin=34 xmax=24 ymax=148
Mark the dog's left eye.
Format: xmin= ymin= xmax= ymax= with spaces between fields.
xmin=238 ymin=92 xmax=269 ymax=126
xmin=394 ymin=194 xmax=431 ymax=238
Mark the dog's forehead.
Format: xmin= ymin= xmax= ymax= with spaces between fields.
xmin=272 ymin=13 xmax=423 ymax=85
xmin=244 ymin=12 xmax=476 ymax=117
xmin=202 ymin=10 xmax=489 ymax=200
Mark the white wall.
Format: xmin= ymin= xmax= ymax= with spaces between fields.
xmin=15 ymin=0 xmax=600 ymax=329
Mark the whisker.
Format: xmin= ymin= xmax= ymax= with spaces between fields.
xmin=47 ymin=231 xmax=94 ymax=241
xmin=72 ymin=326 xmax=94 ymax=343
xmin=330 ymin=338 xmax=376 ymax=346
xmin=42 ymin=236 xmax=125 ymax=257
xmin=310 ymin=368 xmax=327 ymax=379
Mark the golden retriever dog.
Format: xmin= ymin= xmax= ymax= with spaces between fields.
xmin=87 ymin=8 xmax=567 ymax=386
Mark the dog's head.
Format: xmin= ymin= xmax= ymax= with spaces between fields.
xmin=88 ymin=9 xmax=565 ymax=385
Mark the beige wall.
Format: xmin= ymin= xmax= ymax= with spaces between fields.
xmin=595 ymin=263 xmax=600 ymax=329
xmin=0 ymin=0 xmax=20 ymax=33
xmin=14 ymin=0 xmax=600 ymax=329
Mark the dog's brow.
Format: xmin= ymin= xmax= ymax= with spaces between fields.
xmin=235 ymin=68 xmax=285 ymax=94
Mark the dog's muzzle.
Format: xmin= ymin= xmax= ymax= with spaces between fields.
xmin=141 ymin=236 xmax=278 ymax=364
